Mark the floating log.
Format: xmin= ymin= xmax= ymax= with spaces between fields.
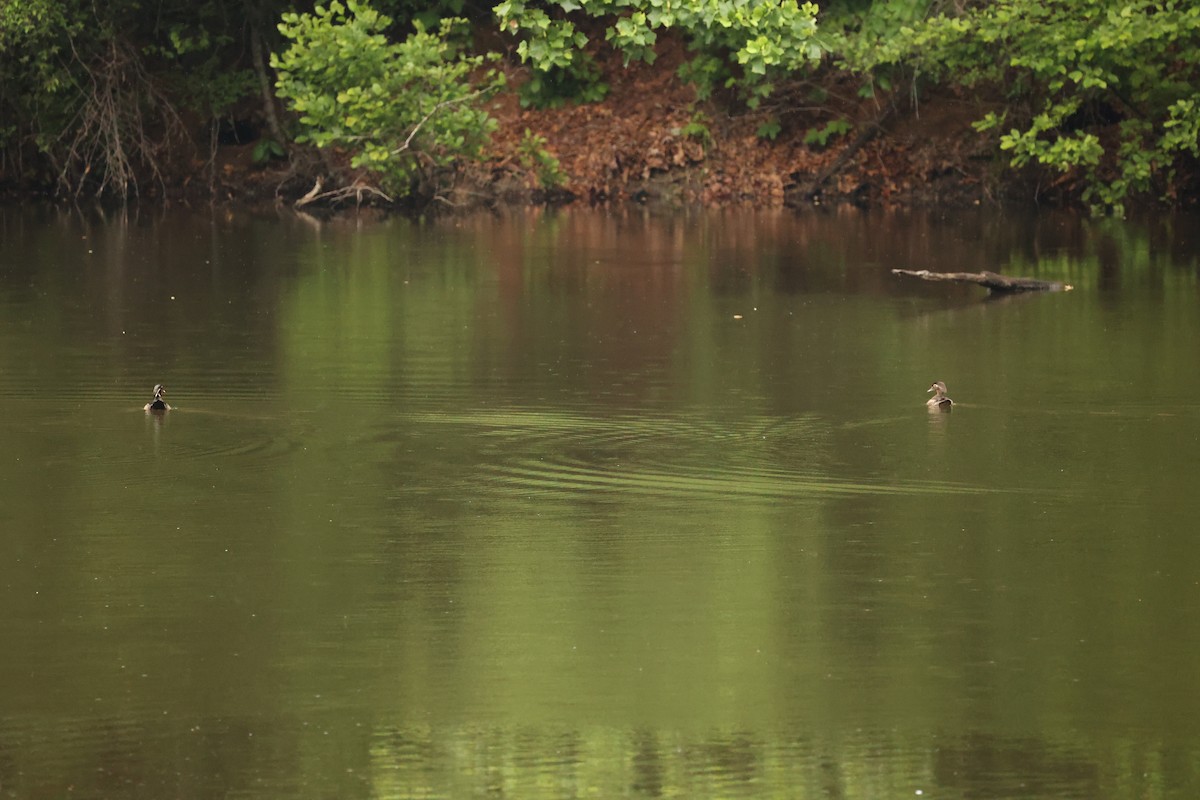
xmin=892 ymin=269 xmax=1073 ymax=293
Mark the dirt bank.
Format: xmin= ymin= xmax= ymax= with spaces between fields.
xmin=478 ymin=40 xmax=1006 ymax=210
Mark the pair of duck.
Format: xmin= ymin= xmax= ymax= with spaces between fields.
xmin=145 ymin=382 xmax=952 ymax=411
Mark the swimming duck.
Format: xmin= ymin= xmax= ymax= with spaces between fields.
xmin=926 ymin=381 xmax=953 ymax=410
xmin=144 ymin=384 xmax=171 ymax=411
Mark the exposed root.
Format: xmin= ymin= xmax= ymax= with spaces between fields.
xmin=294 ymin=178 xmax=393 ymax=208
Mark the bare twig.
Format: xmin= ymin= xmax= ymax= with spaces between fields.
xmin=391 ymin=89 xmax=491 ymax=156
xmin=56 ymin=35 xmax=190 ymax=199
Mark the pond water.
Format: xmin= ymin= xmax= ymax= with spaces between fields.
xmin=2 ymin=205 xmax=1199 ymax=798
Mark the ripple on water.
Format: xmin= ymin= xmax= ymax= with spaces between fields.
xmin=136 ymin=405 xmax=315 ymax=470
xmin=483 ymin=457 xmax=993 ymax=503
xmin=408 ymin=409 xmax=826 ymax=448
xmin=24 ymin=410 xmax=312 ymax=497
xmin=159 ymin=425 xmax=307 ymax=465
xmin=409 ymin=408 xmax=1000 ymax=504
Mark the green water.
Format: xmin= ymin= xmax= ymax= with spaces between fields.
xmin=2 ymin=206 xmax=1199 ymax=798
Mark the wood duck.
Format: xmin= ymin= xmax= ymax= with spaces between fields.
xmin=926 ymin=381 xmax=953 ymax=411
xmin=145 ymin=384 xmax=171 ymax=411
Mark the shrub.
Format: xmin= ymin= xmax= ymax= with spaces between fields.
xmin=494 ymin=0 xmax=823 ymax=109
xmin=838 ymin=0 xmax=1200 ymax=215
xmin=517 ymin=129 xmax=566 ymax=188
xmin=272 ymin=0 xmax=501 ymax=198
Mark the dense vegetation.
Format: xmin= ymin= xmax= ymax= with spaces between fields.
xmin=835 ymin=0 xmax=1200 ymax=214
xmin=272 ymin=1 xmax=499 ymax=200
xmin=1 ymin=0 xmax=1197 ymax=212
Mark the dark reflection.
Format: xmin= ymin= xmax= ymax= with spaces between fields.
xmin=688 ymin=731 xmax=760 ymax=788
xmin=934 ymin=734 xmax=1101 ymax=799
xmin=818 ymin=754 xmax=846 ymax=800
xmin=631 ymin=729 xmax=664 ymax=797
xmin=0 ymin=716 xmax=368 ymax=799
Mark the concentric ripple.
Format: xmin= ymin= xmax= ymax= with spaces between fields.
xmin=484 ymin=456 xmax=990 ymax=502
xmin=411 ymin=408 xmax=1000 ymax=503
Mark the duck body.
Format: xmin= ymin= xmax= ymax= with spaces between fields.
xmin=144 ymin=384 xmax=171 ymax=411
xmin=926 ymin=381 xmax=953 ymax=411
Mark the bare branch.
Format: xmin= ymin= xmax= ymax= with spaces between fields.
xmin=55 ymin=35 xmax=190 ymax=199
xmin=391 ymin=89 xmax=492 ymax=156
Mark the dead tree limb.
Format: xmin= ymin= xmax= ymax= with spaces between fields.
xmin=892 ymin=269 xmax=1074 ymax=293
xmin=58 ymin=36 xmax=189 ymax=199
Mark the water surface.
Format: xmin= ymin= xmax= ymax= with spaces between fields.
xmin=2 ymin=206 xmax=1199 ymax=798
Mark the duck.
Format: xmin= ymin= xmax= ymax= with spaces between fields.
xmin=926 ymin=381 xmax=953 ymax=410
xmin=144 ymin=384 xmax=171 ymax=411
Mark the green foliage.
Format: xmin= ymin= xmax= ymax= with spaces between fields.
xmin=494 ymin=4 xmax=609 ymax=108
xmin=518 ymin=58 xmax=609 ymax=109
xmin=517 ymin=129 xmax=566 ymax=188
xmin=0 ymin=0 xmax=71 ymax=49
xmin=757 ymin=117 xmax=782 ymax=141
xmin=272 ymin=1 xmax=500 ymax=198
xmin=0 ymin=0 xmax=82 ymax=152
xmin=144 ymin=12 xmax=258 ymax=118
xmin=177 ymin=69 xmax=258 ymax=120
xmin=494 ymin=0 xmax=822 ymax=108
xmin=674 ymin=112 xmax=711 ymax=148
xmin=822 ymin=0 xmax=933 ymax=76
xmin=675 ymin=53 xmax=725 ymax=103
xmin=372 ymin=0 xmax=468 ymax=30
xmin=837 ymin=0 xmax=1200 ymax=214
xmin=1 ymin=0 xmax=277 ymax=195
xmin=252 ymin=138 xmax=287 ymax=164
xmin=804 ymin=119 xmax=852 ymax=148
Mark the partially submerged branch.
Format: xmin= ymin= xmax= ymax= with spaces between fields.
xmin=892 ymin=269 xmax=1073 ymax=293
xmin=294 ymin=178 xmax=393 ymax=208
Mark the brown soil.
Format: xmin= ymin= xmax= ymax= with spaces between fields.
xmin=476 ymin=35 xmax=1006 ymax=210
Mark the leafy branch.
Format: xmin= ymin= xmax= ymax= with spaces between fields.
xmin=272 ymin=0 xmax=500 ymax=200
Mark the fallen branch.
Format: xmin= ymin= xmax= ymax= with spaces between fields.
xmin=892 ymin=269 xmax=1073 ymax=293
